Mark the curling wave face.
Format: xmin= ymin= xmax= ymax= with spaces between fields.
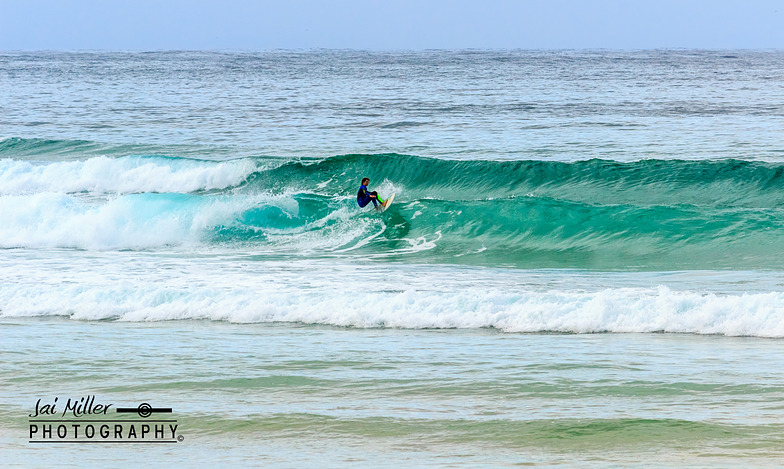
xmin=3 ymin=146 xmax=784 ymax=270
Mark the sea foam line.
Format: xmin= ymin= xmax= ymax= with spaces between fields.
xmin=0 ymin=156 xmax=258 ymax=195
xmin=2 ymin=282 xmax=783 ymax=337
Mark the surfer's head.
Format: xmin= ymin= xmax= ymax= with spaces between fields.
xmin=361 ymin=177 xmax=370 ymax=185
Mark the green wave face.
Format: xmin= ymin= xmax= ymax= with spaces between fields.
xmin=4 ymin=141 xmax=784 ymax=270
xmin=250 ymin=154 xmax=784 ymax=207
xmin=225 ymin=154 xmax=784 ymax=270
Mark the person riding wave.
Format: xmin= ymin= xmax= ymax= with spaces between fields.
xmin=357 ymin=177 xmax=386 ymax=210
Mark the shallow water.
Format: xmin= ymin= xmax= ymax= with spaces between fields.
xmin=2 ymin=318 xmax=784 ymax=467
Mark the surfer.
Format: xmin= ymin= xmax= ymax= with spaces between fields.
xmin=357 ymin=177 xmax=386 ymax=210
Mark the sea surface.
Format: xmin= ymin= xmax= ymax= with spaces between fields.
xmin=1 ymin=50 xmax=784 ymax=467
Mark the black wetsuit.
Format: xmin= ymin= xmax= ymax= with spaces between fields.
xmin=357 ymin=184 xmax=379 ymax=208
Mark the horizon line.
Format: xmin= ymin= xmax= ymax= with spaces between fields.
xmin=2 ymin=47 xmax=784 ymax=54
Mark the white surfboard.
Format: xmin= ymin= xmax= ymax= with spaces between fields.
xmin=382 ymin=193 xmax=396 ymax=211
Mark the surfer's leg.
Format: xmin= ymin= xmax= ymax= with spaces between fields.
xmin=370 ymin=191 xmax=385 ymax=204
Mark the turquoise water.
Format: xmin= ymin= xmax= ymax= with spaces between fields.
xmin=2 ymin=50 xmax=784 ymax=467
xmin=6 ymin=150 xmax=784 ymax=269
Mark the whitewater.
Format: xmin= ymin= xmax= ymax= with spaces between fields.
xmin=2 ymin=50 xmax=784 ymax=467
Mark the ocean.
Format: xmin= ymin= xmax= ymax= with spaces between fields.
xmin=1 ymin=50 xmax=784 ymax=467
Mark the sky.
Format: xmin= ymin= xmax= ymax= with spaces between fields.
xmin=1 ymin=0 xmax=782 ymax=50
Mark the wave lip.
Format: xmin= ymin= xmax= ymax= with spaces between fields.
xmin=0 ymin=155 xmax=258 ymax=195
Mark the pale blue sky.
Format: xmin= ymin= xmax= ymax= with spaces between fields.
xmin=1 ymin=0 xmax=782 ymax=50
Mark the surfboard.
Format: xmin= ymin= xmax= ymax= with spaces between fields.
xmin=382 ymin=193 xmax=396 ymax=211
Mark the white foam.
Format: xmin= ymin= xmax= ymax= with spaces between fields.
xmin=0 ymin=156 xmax=258 ymax=195
xmin=263 ymin=206 xmax=385 ymax=253
xmin=2 ymin=255 xmax=783 ymax=338
xmin=0 ymin=188 xmax=384 ymax=251
xmin=373 ymin=179 xmax=402 ymax=202
xmin=315 ymin=178 xmax=333 ymax=189
xmin=0 ymin=192 xmax=266 ymax=250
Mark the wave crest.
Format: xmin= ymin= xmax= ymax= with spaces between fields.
xmin=4 ymin=150 xmax=784 ymax=269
